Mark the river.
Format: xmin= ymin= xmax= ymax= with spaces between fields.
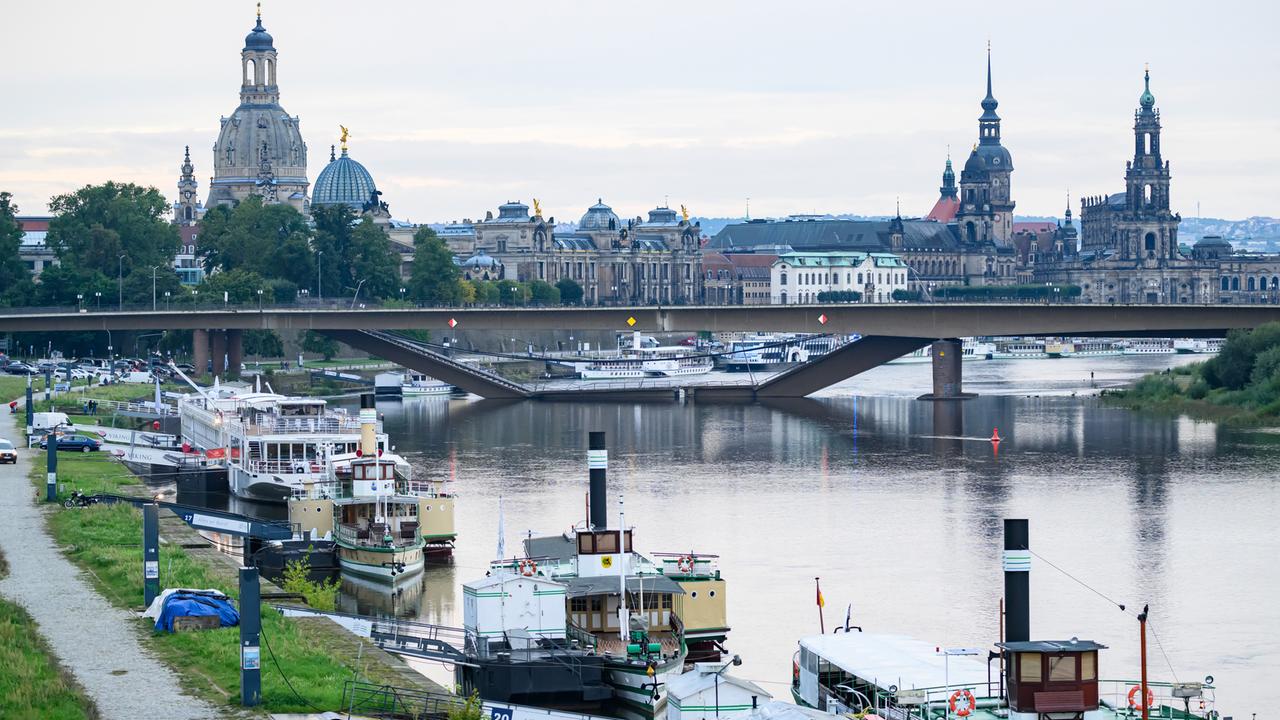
xmin=209 ymin=354 xmax=1280 ymax=715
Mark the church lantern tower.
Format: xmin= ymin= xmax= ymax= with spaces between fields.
xmin=174 ymin=145 xmax=203 ymax=225
xmin=956 ymin=47 xmax=1015 ymax=246
xmin=1123 ymin=67 xmax=1178 ymax=262
xmin=207 ymin=6 xmax=309 ymax=211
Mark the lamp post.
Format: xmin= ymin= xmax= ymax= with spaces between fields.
xmin=76 ymin=293 xmax=83 ymax=312
xmin=94 ymin=291 xmax=101 ymax=310
xmin=193 ymin=289 xmax=199 ymax=307
xmin=257 ymin=288 xmax=264 ymax=310
xmin=317 ymin=251 xmax=323 ymax=302
xmin=398 ymin=287 xmax=406 ymax=304
xmin=350 ymin=279 xmax=366 ymax=310
xmin=117 ymin=254 xmax=127 ymax=309
xmin=164 ymin=290 xmax=171 ymax=311
xmin=151 ymin=265 xmax=161 ymax=311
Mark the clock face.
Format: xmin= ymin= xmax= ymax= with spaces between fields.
xmin=993 ymin=158 xmax=1001 ymax=165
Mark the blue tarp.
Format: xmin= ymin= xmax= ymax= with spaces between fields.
xmin=154 ymin=590 xmax=240 ymax=632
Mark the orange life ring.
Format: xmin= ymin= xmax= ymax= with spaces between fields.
xmin=677 ymin=555 xmax=695 ymax=573
xmin=518 ymin=558 xmax=537 ymax=577
xmin=1128 ymin=686 xmax=1155 ymax=710
xmin=949 ymin=689 xmax=976 ymax=717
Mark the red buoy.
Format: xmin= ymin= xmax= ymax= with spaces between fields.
xmin=991 ymin=427 xmax=1002 ymax=442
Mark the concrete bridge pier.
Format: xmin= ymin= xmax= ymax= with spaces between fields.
xmin=226 ymin=330 xmax=243 ymax=379
xmin=210 ymin=330 xmax=227 ymax=379
xmin=918 ymin=338 xmax=976 ymax=401
xmin=192 ymin=329 xmax=209 ymax=377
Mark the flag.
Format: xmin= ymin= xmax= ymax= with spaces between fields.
xmin=816 ymin=586 xmax=825 ymax=608
xmin=844 ymin=604 xmax=852 ymax=632
xmin=496 ymin=495 xmax=506 ymax=562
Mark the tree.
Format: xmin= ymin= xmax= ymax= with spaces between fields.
xmin=407 ymin=226 xmax=462 ymax=306
xmin=244 ymin=330 xmax=283 ymax=358
xmin=302 ymin=330 xmax=340 ymax=361
xmin=197 ymin=196 xmax=313 ymax=288
xmin=555 ymin=278 xmax=584 ymax=305
xmin=196 ymin=269 xmax=269 ymax=305
xmin=0 ymin=192 xmax=35 ymax=306
xmin=471 ymin=280 xmax=499 ymax=305
xmin=496 ymin=280 xmax=529 ymax=306
xmin=46 ymin=182 xmax=179 ymax=277
xmin=529 ymin=280 xmax=560 ymax=305
xmin=349 ymin=218 xmax=401 ymax=301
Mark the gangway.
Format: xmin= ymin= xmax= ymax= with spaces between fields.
xmin=92 ymin=494 xmax=294 ymax=540
xmin=323 ymin=329 xmax=534 ymax=399
xmin=340 ymin=681 xmax=618 ymax=720
xmin=274 ymin=606 xmax=471 ymax=664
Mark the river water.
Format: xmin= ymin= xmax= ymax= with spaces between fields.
xmin=215 ymin=355 xmax=1280 ymax=714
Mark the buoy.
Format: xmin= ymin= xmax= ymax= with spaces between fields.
xmin=991 ymin=427 xmax=1002 ymax=442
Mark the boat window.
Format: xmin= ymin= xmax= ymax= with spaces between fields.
xmin=662 ymin=593 xmax=673 ymax=609
xmin=1019 ymin=653 xmax=1042 ymax=682
xmin=590 ymin=597 xmax=603 ymax=611
xmin=1081 ymin=651 xmax=1096 ymax=681
xmin=570 ymin=597 xmax=588 ymax=612
xmin=596 ymin=532 xmax=618 ymax=553
xmin=623 ymin=530 xmax=632 ymax=552
xmin=1049 ymin=655 xmax=1075 ymax=682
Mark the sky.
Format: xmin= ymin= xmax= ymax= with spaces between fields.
xmin=2 ymin=0 xmax=1278 ymax=224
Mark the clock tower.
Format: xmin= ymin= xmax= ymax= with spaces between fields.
xmin=955 ymin=47 xmax=1015 ymax=246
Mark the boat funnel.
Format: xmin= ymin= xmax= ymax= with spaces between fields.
xmin=1003 ymin=518 xmax=1030 ymax=643
xmin=589 ymin=431 xmax=607 ymax=529
xmin=359 ymin=393 xmax=377 ymax=456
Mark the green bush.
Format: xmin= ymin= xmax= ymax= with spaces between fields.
xmin=281 ymin=550 xmax=339 ymax=611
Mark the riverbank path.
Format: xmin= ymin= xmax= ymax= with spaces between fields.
xmin=0 ymin=403 xmax=221 ymax=719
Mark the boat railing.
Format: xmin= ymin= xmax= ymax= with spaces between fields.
xmin=245 ymin=459 xmax=325 ymax=476
xmin=1097 ymin=679 xmax=1215 ymax=718
xmin=565 ymin=620 xmax=598 ymax=650
xmin=244 ymin=416 xmax=368 ymax=435
xmin=651 ymin=551 xmax=721 ymax=578
xmin=336 ymin=522 xmax=421 ymax=548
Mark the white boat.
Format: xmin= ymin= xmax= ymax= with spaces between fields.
xmin=889 ymin=339 xmax=994 ymax=364
xmin=178 ymin=388 xmax=404 ymax=502
xmin=579 ymin=347 xmax=713 ymax=379
xmin=721 ymin=333 xmax=852 ymax=372
xmin=375 ymin=372 xmax=453 ymax=397
xmin=992 ymin=340 xmax=1048 ymax=359
xmin=1045 ymin=340 xmax=1123 ymax=358
xmin=1174 ymin=338 xmax=1224 ymax=354
xmin=1123 ymin=340 xmax=1175 ymax=355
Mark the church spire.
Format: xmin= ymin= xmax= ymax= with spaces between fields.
xmin=1139 ymin=63 xmax=1156 ymax=110
xmin=939 ymin=150 xmax=957 ymax=198
xmin=978 ymin=44 xmax=1002 ymax=146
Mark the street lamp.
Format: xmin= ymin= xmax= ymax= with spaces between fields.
xmin=151 ymin=265 xmax=161 ymax=311
xmin=350 ymin=279 xmax=366 ymax=310
xmin=257 ymin=288 xmax=264 ymax=310
xmin=399 ymin=287 xmax=406 ymax=304
xmin=317 ymin=251 xmax=323 ymax=302
xmin=164 ymin=290 xmax=171 ymax=311
xmin=94 ymin=291 xmax=101 ymax=310
xmin=76 ymin=293 xmax=83 ymax=312
xmin=118 ymin=254 xmax=127 ymax=309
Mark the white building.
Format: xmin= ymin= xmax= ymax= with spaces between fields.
xmin=771 ymin=251 xmax=909 ymax=304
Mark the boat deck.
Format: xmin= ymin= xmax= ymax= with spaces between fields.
xmin=594 ymin=632 xmax=681 ymax=658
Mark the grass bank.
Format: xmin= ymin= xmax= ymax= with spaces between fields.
xmin=1107 ymin=322 xmax=1280 ymax=424
xmin=32 ymin=459 xmax=431 ymax=713
xmin=0 ymin=374 xmax=50 ymax=401
xmin=0 ymin=549 xmax=100 ymax=720
xmin=35 ymin=381 xmax=184 ymax=414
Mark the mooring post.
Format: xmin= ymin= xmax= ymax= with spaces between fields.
xmin=239 ymin=567 xmax=262 ymax=707
xmin=143 ymin=503 xmax=160 ymax=606
xmin=45 ymin=431 xmax=57 ymax=502
xmin=25 ymin=376 xmax=33 ymax=437
xmin=44 ymin=367 xmax=52 ymax=402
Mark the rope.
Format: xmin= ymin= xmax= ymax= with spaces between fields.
xmin=260 ymin=622 xmax=328 ymax=713
xmin=1146 ymin=620 xmax=1180 ymax=684
xmin=1026 ymin=548 xmax=1129 ymax=612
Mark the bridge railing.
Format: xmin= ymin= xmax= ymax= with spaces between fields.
xmin=364 ymin=330 xmax=532 ymax=396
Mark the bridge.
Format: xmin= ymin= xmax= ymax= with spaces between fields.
xmin=4 ymin=303 xmax=1275 ymax=400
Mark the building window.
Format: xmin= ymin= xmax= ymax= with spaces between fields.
xmin=1221 ymin=277 xmax=1230 ymax=291
xmin=1248 ymin=277 xmax=1256 ymax=292
xmin=1232 ymin=277 xmax=1240 ymax=291
xmin=780 ymin=273 xmax=787 ymax=286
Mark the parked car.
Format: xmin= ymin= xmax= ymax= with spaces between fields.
xmin=0 ymin=438 xmax=17 ymax=464
xmin=39 ymin=434 xmax=101 ymax=453
xmin=4 ymin=362 xmax=36 ymax=375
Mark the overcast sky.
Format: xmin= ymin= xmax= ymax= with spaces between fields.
xmin=3 ymin=1 xmax=1277 ymax=224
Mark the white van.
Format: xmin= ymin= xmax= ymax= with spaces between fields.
xmin=119 ymin=371 xmax=156 ymax=384
xmin=32 ymin=412 xmax=71 ymax=431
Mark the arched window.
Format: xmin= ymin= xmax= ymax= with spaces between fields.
xmin=1221 ymin=277 xmax=1230 ymax=291
xmin=856 ymin=273 xmax=862 ymax=284
xmin=965 ymin=222 xmax=976 ymax=243
xmin=1144 ymin=185 xmax=1153 ymax=204
xmin=266 ymin=58 xmax=275 ymax=85
xmin=1248 ymin=277 xmax=1256 ymax=292
xmin=1145 ymin=233 xmax=1157 ymax=252
xmin=779 ymin=272 xmax=787 ymax=286
xmin=780 ymin=291 xmax=787 ymax=304
xmin=1232 ymin=276 xmax=1240 ymax=291
xmin=1144 ymin=133 xmax=1151 ymax=154
xmin=1273 ymin=276 xmax=1279 ymax=289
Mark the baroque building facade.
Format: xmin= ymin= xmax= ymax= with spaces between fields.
xmin=1031 ymin=69 xmax=1280 ymax=304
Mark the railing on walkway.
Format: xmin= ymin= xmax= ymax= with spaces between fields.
xmin=365 ymin=330 xmax=532 ymax=397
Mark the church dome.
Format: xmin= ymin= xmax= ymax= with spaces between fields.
xmin=244 ymin=18 xmax=274 ymax=51
xmin=579 ymin=199 xmax=620 ymax=232
xmin=974 ymin=142 xmax=1013 ymax=171
xmin=313 ymin=147 xmax=376 ymax=209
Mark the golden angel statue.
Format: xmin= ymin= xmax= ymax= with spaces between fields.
xmin=680 ymin=204 xmax=690 ymax=222
xmin=339 ymin=125 xmax=350 ymax=150
xmin=533 ymin=198 xmax=543 ymax=217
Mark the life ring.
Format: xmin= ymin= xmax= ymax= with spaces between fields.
xmin=518 ymin=559 xmax=537 ymax=577
xmin=1128 ymin=686 xmax=1155 ymax=710
xmin=949 ymin=689 xmax=976 ymax=717
xmin=677 ymin=555 xmax=695 ymax=574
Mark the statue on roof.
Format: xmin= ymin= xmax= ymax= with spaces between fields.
xmin=339 ymin=125 xmax=350 ymax=151
xmin=680 ymin=204 xmax=690 ymax=222
xmin=533 ymin=198 xmax=542 ymax=217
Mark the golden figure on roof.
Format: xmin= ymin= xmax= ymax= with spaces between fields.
xmin=533 ymin=198 xmax=543 ymax=217
xmin=339 ymin=125 xmax=350 ymax=151
xmin=680 ymin=204 xmax=690 ymax=222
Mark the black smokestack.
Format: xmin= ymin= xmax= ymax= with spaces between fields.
xmin=1004 ymin=518 xmax=1030 ymax=643
xmin=589 ymin=431 xmax=607 ymax=529
xmin=360 ymin=393 xmax=376 ymax=410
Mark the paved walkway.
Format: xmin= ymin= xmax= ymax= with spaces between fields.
xmin=0 ymin=405 xmax=222 ymax=719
